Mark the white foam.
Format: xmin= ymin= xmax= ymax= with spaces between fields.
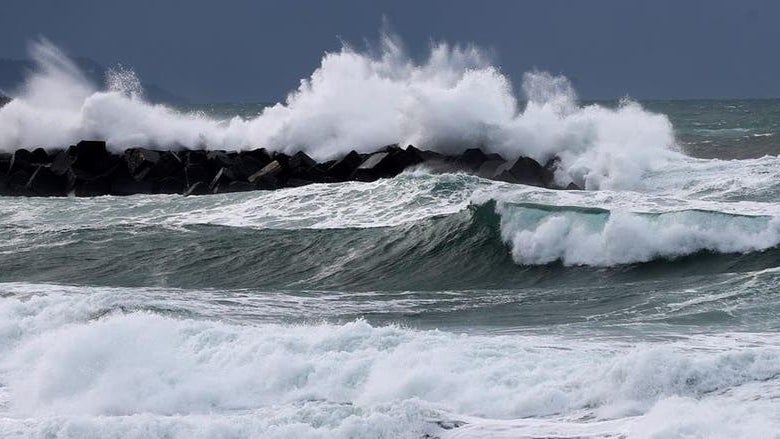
xmin=0 ymin=172 xmax=483 ymax=235
xmin=498 ymin=203 xmax=780 ymax=266
xmin=0 ymin=287 xmax=778 ymax=437
xmin=0 ymin=37 xmax=678 ymax=190
xmin=3 ymin=171 xmax=779 ymax=267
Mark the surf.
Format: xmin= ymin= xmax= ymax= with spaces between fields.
xmin=1 ymin=286 xmax=778 ymax=438
xmin=0 ymin=36 xmax=679 ymax=190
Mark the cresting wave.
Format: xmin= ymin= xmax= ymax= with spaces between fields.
xmin=0 ymin=36 xmax=679 ymax=190
xmin=0 ymin=175 xmax=778 ymax=285
xmin=0 ymin=286 xmax=778 ymax=438
xmin=497 ymin=203 xmax=780 ymax=266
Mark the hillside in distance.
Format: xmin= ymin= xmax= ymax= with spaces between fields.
xmin=0 ymin=56 xmax=187 ymax=105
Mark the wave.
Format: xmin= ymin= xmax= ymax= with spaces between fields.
xmin=0 ymin=204 xmax=778 ymax=298
xmin=0 ymin=36 xmax=679 ymax=190
xmin=0 ymin=289 xmax=778 ymax=438
xmin=497 ymin=202 xmax=780 ymax=266
xmin=0 ymin=174 xmax=779 ymax=296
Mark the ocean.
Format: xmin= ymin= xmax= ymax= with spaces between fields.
xmin=0 ymin=41 xmax=779 ymax=438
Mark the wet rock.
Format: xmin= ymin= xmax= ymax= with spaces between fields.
xmin=0 ymin=94 xmax=10 ymax=107
xmin=566 ymin=182 xmax=581 ymax=190
xmin=9 ymin=149 xmax=35 ymax=172
xmin=6 ymin=169 xmax=32 ymax=194
xmin=0 ymin=153 xmax=11 ymax=175
xmin=418 ymin=148 xmax=447 ymax=162
xmin=456 ymin=148 xmax=488 ymax=171
xmin=301 ymin=164 xmax=329 ymax=183
xmin=209 ymin=167 xmax=228 ymax=191
xmin=25 ymin=165 xmax=67 ymax=196
xmin=110 ymin=166 xmax=154 ymax=195
xmin=476 ymin=159 xmax=506 ymax=179
xmin=124 ymin=148 xmax=161 ymax=180
xmin=248 ymin=160 xmax=284 ymax=184
xmin=353 ymin=146 xmax=424 ymax=181
xmin=326 ymin=150 xmax=363 ymax=181
xmin=226 ymin=181 xmax=256 ymax=193
xmin=151 ymin=151 xmax=184 ymax=180
xmin=225 ymin=159 xmax=263 ymax=181
xmin=0 ymin=142 xmax=577 ymax=196
xmin=74 ymin=176 xmax=113 ymax=197
xmin=352 ymin=152 xmax=389 ymax=181
xmin=286 ymin=178 xmax=314 ymax=187
xmin=289 ymin=151 xmax=317 ymax=170
xmin=157 ymin=176 xmax=186 ymax=194
xmin=288 ymin=151 xmax=326 ymax=183
xmin=69 ymin=140 xmax=119 ymax=178
xmin=183 ymin=150 xmax=209 ymax=166
xmin=206 ymin=150 xmax=236 ymax=171
xmin=31 ymin=148 xmax=50 ymax=164
xmin=183 ymin=181 xmax=208 ymax=196
xmin=493 ymin=156 xmax=549 ymax=187
xmin=271 ymin=151 xmax=291 ymax=167
xmin=50 ymin=150 xmax=74 ymax=175
xmin=393 ymin=145 xmax=425 ymax=169
xmin=242 ymin=148 xmax=272 ymax=166
xmin=184 ymin=163 xmax=210 ymax=187
xmin=214 ymin=150 xmax=267 ymax=182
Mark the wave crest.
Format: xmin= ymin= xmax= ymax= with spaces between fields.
xmin=498 ymin=203 xmax=780 ymax=266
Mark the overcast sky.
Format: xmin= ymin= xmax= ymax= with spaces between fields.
xmin=1 ymin=0 xmax=778 ymax=102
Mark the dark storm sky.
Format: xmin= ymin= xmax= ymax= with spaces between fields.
xmin=1 ymin=0 xmax=778 ymax=102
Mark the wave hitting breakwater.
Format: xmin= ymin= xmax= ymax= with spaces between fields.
xmin=0 ymin=37 xmax=680 ymax=191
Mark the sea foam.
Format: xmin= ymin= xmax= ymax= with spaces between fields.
xmin=0 ymin=286 xmax=778 ymax=438
xmin=497 ymin=203 xmax=780 ymax=266
xmin=0 ymin=36 xmax=678 ymax=190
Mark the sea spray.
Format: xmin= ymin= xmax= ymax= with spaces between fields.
xmin=0 ymin=36 xmax=679 ymax=189
xmin=496 ymin=203 xmax=780 ymax=266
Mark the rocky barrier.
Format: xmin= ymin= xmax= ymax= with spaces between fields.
xmin=0 ymin=141 xmax=579 ymax=197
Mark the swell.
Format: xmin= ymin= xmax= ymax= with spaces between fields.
xmin=0 ymin=201 xmax=778 ymax=292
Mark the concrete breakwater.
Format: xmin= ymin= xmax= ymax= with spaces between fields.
xmin=0 ymin=141 xmax=578 ymax=197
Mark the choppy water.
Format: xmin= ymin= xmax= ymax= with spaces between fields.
xmin=1 ymin=98 xmax=780 ymax=438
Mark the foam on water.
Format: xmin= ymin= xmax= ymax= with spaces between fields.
xmin=497 ymin=204 xmax=780 ymax=266
xmin=2 ymin=170 xmax=779 ymax=268
xmin=0 ymin=286 xmax=778 ymax=438
xmin=0 ymin=36 xmax=679 ymax=190
xmin=1 ymin=170 xmax=779 ymax=269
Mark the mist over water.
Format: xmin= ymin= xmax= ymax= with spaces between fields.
xmin=0 ymin=36 xmax=678 ymax=190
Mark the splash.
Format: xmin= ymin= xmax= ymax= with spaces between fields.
xmin=497 ymin=203 xmax=780 ymax=266
xmin=0 ymin=36 xmax=680 ymax=189
xmin=106 ymin=65 xmax=144 ymax=99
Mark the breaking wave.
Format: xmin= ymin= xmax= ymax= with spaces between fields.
xmin=0 ymin=174 xmax=779 ymax=297
xmin=0 ymin=36 xmax=679 ymax=190
xmin=0 ymin=289 xmax=778 ymax=438
xmin=497 ymin=203 xmax=780 ymax=266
